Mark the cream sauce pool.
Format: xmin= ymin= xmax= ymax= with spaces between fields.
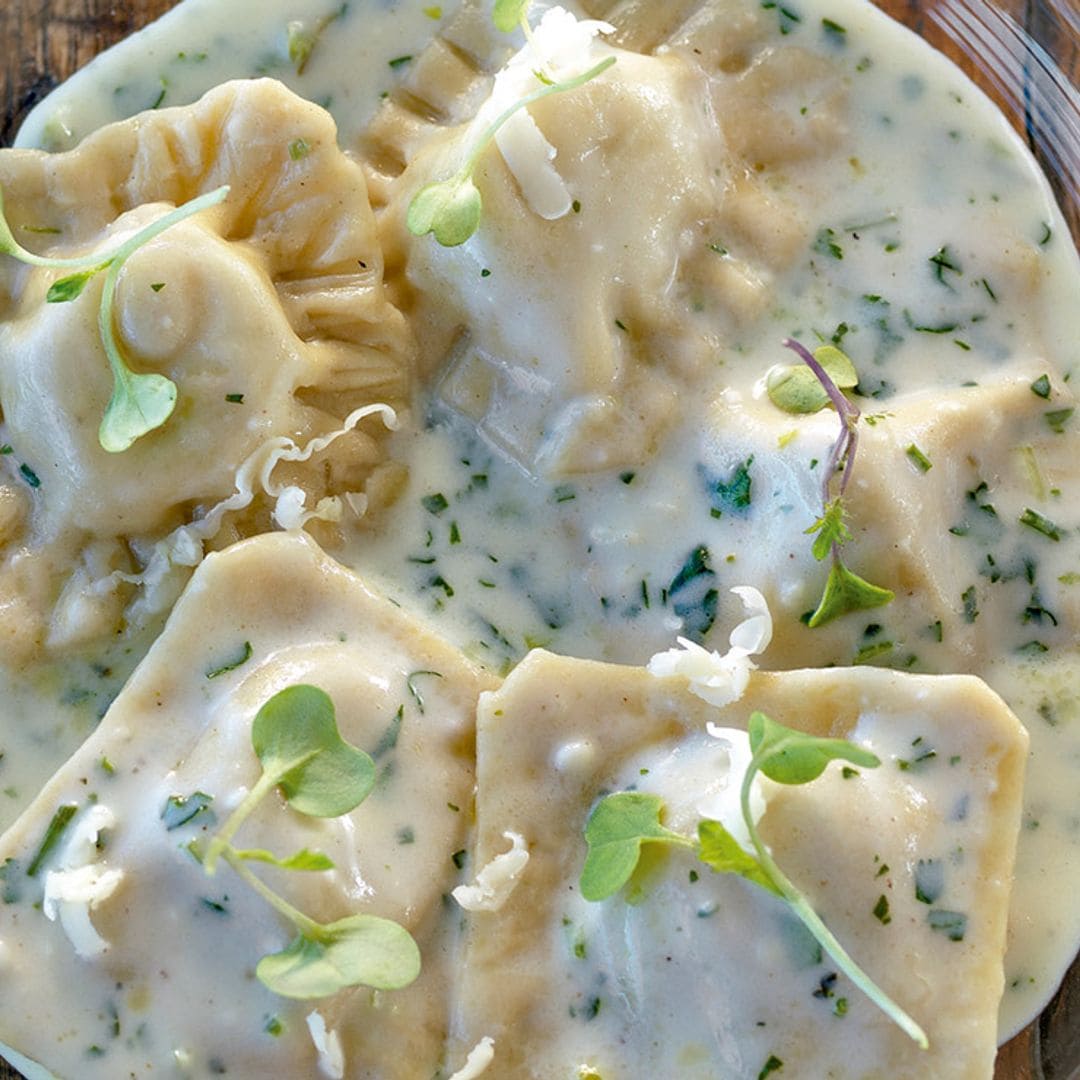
xmin=3 ymin=0 xmax=1079 ymax=1060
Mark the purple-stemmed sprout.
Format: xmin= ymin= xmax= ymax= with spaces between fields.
xmin=782 ymin=338 xmax=894 ymax=628
xmin=783 ymin=338 xmax=860 ymax=509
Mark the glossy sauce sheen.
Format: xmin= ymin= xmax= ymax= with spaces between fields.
xmin=0 ymin=0 xmax=1077 ymax=1076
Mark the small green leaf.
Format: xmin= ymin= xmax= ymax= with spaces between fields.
xmin=927 ymin=908 xmax=967 ymax=941
xmin=581 ymin=792 xmax=691 ymax=901
xmin=493 ymin=0 xmax=530 ymax=32
xmin=697 ymin=819 xmax=781 ymax=896
xmin=805 ymin=498 xmax=850 ymax=560
xmin=807 ymin=559 xmax=894 ymax=628
xmin=768 ymin=345 xmax=858 ymax=414
xmin=27 ymin=804 xmax=79 ymax=877
xmin=98 ymin=369 xmax=178 ymax=453
xmin=747 ymin=711 xmax=880 ymax=785
xmin=233 ymin=847 xmax=335 ymax=872
xmin=406 ymin=176 xmax=483 ymax=247
xmin=408 ymin=55 xmax=614 ymax=247
xmin=161 ymin=791 xmax=216 ymax=831
xmin=252 ymin=684 xmax=375 ymax=818
xmin=256 ymin=914 xmax=420 ymax=998
xmin=46 ymin=268 xmax=102 ymax=303
xmin=205 ymin=641 xmax=253 ymax=679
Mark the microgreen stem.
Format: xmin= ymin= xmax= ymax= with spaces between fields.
xmin=220 ymin=845 xmax=325 ymax=941
xmin=783 ymin=338 xmax=860 ymax=509
xmin=202 ymin=748 xmax=319 ymax=876
xmin=740 ymin=747 xmax=929 ymax=1049
xmin=460 ymin=55 xmax=615 ymax=180
xmin=203 ymin=770 xmax=281 ymax=875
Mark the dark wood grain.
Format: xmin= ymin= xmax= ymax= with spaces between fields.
xmin=0 ymin=0 xmax=178 ymax=145
xmin=0 ymin=2 xmax=1075 ymax=1079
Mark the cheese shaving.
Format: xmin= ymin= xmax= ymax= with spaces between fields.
xmin=41 ymin=805 xmax=123 ymax=960
xmin=96 ymin=402 xmax=398 ymax=619
xmin=447 ymin=1036 xmax=496 ymax=1080
xmin=647 ymin=586 xmax=773 ymax=707
xmin=305 ymin=1011 xmax=345 ymax=1080
xmin=452 ymin=831 xmax=530 ymax=912
xmin=477 ymin=6 xmax=614 ymax=220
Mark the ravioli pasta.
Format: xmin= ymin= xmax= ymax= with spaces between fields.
xmin=0 ymin=79 xmax=413 ymax=663
xmin=0 ymin=0 xmax=1078 ymax=1078
xmin=0 ymin=532 xmax=492 ymax=1080
xmin=458 ymin=651 xmax=1027 ymax=1078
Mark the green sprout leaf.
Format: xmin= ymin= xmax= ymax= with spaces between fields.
xmin=406 ymin=176 xmax=482 ymax=248
xmin=252 ymin=684 xmax=375 ymax=818
xmin=697 ymin=819 xmax=780 ymax=895
xmin=581 ymin=714 xmax=927 ymax=1048
xmin=747 ymin=711 xmax=881 ymax=785
xmin=775 ymin=340 xmax=895 ymax=629
xmin=407 ymin=55 xmax=616 ymax=247
xmin=232 ymin=847 xmax=335 ymax=872
xmin=0 ymin=182 xmax=229 ymax=452
xmin=805 ymin=497 xmax=850 ymax=561
xmin=46 ymin=268 xmax=104 ymax=303
xmin=493 ymin=0 xmax=530 ymax=32
xmin=203 ymin=684 xmax=374 ymax=875
xmin=807 ymin=560 xmax=895 ymax=628
xmin=98 ymin=363 xmax=177 ymax=453
xmin=192 ymin=683 xmax=420 ymax=1001
xmin=256 ymin=913 xmax=421 ymax=999
xmin=768 ymin=345 xmax=858 ymax=414
xmin=580 ymin=792 xmax=693 ymax=901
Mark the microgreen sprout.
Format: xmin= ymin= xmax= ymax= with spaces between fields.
xmin=406 ymin=10 xmax=615 ymax=248
xmin=781 ymin=339 xmax=894 ymax=627
xmin=580 ymin=712 xmax=928 ymax=1048
xmin=191 ymin=685 xmax=420 ymax=999
xmin=0 ymin=184 xmax=229 ymax=451
xmin=493 ymin=1 xmax=551 ymax=81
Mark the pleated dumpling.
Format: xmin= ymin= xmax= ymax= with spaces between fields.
xmin=0 ymin=79 xmax=414 ymax=663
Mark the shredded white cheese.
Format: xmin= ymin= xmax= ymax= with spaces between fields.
xmin=41 ymin=805 xmax=124 ymax=959
xmin=647 ymin=586 xmax=773 ymax=707
xmin=305 ymin=1011 xmax=345 ymax=1080
xmin=98 ymin=402 xmax=398 ymax=620
xmin=447 ymin=1036 xmax=496 ymax=1080
xmin=475 ymin=6 xmax=614 ymax=220
xmin=452 ymin=831 xmax=530 ymax=912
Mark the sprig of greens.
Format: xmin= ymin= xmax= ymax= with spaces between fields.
xmin=767 ymin=344 xmax=858 ymax=414
xmin=191 ymin=684 xmax=420 ymax=999
xmin=580 ymin=713 xmax=928 ymax=1048
xmin=493 ymin=0 xmax=531 ymax=34
xmin=0 ymin=184 xmax=230 ymax=451
xmin=406 ymin=13 xmax=615 ymax=247
xmin=580 ymin=792 xmax=693 ymax=900
xmin=779 ymin=339 xmax=894 ymax=627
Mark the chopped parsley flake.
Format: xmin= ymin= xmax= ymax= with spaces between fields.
xmin=1019 ymin=508 xmax=1063 ymax=541
xmin=905 ymin=444 xmax=932 ymax=472
xmin=422 ymin=492 xmax=450 ymax=515
xmin=928 ymin=909 xmax=967 ymax=941
xmin=872 ymin=894 xmax=892 ymax=924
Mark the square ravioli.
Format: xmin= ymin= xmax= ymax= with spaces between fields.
xmin=453 ymin=651 xmax=1027 ymax=1079
xmin=0 ymin=532 xmax=495 ymax=1080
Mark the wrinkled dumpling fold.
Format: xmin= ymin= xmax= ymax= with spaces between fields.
xmin=0 ymin=78 xmax=414 ymax=664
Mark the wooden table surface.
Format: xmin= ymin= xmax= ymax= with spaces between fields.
xmin=0 ymin=2 xmax=1076 ymax=1079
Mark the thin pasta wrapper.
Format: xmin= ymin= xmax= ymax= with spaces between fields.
xmin=454 ymin=650 xmax=1026 ymax=1079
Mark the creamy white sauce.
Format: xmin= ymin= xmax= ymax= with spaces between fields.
xmin=16 ymin=0 xmax=456 ymax=154
xmin=0 ymin=0 xmax=1077 ymax=1070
